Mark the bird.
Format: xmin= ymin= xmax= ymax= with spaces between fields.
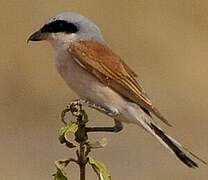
xmin=28 ymin=12 xmax=206 ymax=168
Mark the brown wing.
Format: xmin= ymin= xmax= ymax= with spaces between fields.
xmin=68 ymin=40 xmax=171 ymax=126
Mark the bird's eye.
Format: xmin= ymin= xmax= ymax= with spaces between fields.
xmin=41 ymin=20 xmax=78 ymax=34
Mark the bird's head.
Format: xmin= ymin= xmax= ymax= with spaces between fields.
xmin=27 ymin=12 xmax=104 ymax=49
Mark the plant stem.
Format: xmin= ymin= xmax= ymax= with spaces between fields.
xmin=74 ymin=113 xmax=88 ymax=180
xmin=79 ymin=142 xmax=86 ymax=180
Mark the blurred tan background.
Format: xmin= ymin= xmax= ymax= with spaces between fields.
xmin=1 ymin=0 xmax=208 ymax=179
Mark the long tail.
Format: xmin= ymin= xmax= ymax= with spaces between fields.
xmin=138 ymin=118 xmax=206 ymax=168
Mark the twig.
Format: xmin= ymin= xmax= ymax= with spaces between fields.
xmin=58 ymin=101 xmax=113 ymax=180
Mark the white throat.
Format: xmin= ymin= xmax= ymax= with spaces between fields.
xmin=48 ymin=33 xmax=77 ymax=53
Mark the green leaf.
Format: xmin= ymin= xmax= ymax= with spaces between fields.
xmin=53 ymin=160 xmax=69 ymax=180
xmin=88 ymin=138 xmax=108 ymax=149
xmin=89 ymin=157 xmax=111 ymax=180
xmin=58 ymin=123 xmax=78 ymax=148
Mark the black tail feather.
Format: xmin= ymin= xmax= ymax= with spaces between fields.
xmin=149 ymin=123 xmax=199 ymax=168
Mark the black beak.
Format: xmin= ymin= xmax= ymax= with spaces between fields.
xmin=27 ymin=30 xmax=47 ymax=43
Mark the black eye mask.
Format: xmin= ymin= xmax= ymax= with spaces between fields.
xmin=41 ymin=20 xmax=78 ymax=34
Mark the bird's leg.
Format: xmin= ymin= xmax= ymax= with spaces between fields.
xmin=86 ymin=119 xmax=123 ymax=133
xmin=68 ymin=99 xmax=119 ymax=117
xmin=68 ymin=99 xmax=123 ymax=133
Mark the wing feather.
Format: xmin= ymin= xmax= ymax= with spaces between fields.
xmin=68 ymin=41 xmax=171 ymax=126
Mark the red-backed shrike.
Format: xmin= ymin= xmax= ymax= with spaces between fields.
xmin=28 ymin=12 xmax=206 ymax=168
